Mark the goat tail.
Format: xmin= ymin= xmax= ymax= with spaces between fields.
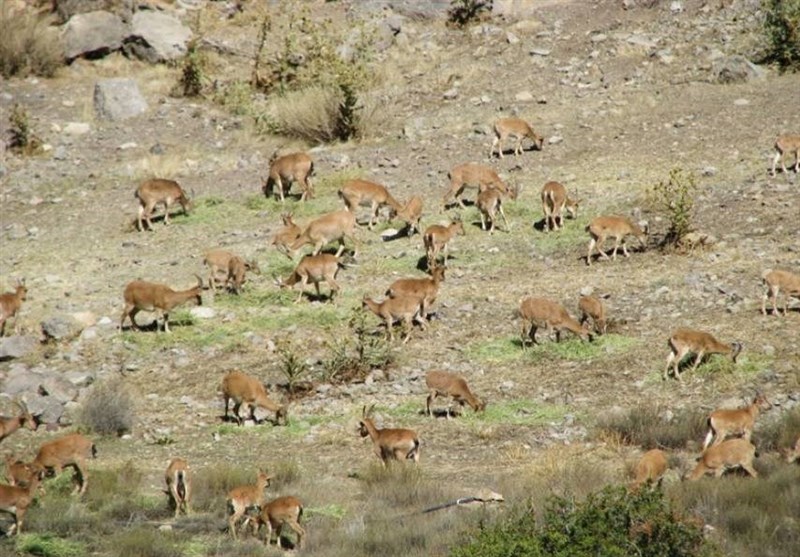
xmin=91 ymin=444 xmax=98 ymax=459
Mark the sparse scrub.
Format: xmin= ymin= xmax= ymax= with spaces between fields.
xmin=78 ymin=378 xmax=135 ymax=436
xmin=277 ymin=338 xmax=310 ymax=396
xmin=448 ymin=0 xmax=494 ymax=28
xmin=7 ymin=103 xmax=43 ymax=156
xmin=111 ymin=528 xmax=183 ymax=557
xmin=176 ymin=40 xmax=207 ymax=97
xmin=360 ymin=464 xmax=448 ymax=509
xmin=321 ymin=309 xmax=394 ymax=383
xmin=762 ymin=0 xmax=800 ymax=71
xmin=595 ymin=405 xmax=707 ymax=449
xmin=754 ymin=406 xmax=800 ymax=452
xmin=191 ymin=464 xmax=256 ymax=513
xmin=0 ymin=4 xmax=62 ymax=79
xmin=650 ymin=168 xmax=698 ymax=249
xmin=15 ymin=534 xmax=86 ymax=557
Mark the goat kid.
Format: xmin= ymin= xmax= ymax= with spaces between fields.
xmin=165 ymin=458 xmax=191 ymax=517
xmin=586 ymin=216 xmax=648 ymax=266
xmin=278 ymin=253 xmax=341 ymax=304
xmin=540 ymin=181 xmax=580 ymax=231
xmin=664 ymin=328 xmax=742 ymax=381
xmin=761 ymin=269 xmax=800 ymax=316
xmin=425 ymin=370 xmax=485 ymax=418
xmin=489 ymin=117 xmax=544 ymax=159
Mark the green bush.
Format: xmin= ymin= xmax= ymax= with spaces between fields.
xmin=176 ymin=40 xmax=206 ymax=97
xmin=78 ymin=378 xmax=135 ymax=436
xmin=452 ymin=485 xmax=715 ymax=557
xmin=650 ymin=168 xmax=697 ymax=249
xmin=762 ymin=0 xmax=800 ymax=71
xmin=0 ymin=4 xmax=63 ymax=79
xmin=16 ymin=534 xmax=86 ymax=557
xmin=7 ymin=103 xmax=43 ymax=156
xmin=321 ymin=309 xmax=394 ymax=384
xmin=448 ymin=0 xmax=494 ymax=28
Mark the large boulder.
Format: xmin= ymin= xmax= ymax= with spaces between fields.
xmin=0 ymin=336 xmax=38 ymax=361
xmin=53 ymin=0 xmax=134 ymax=23
xmin=41 ymin=315 xmax=83 ymax=341
xmin=61 ymin=10 xmax=126 ymax=61
xmin=124 ymin=11 xmax=192 ymax=63
xmin=22 ymin=393 xmax=65 ymax=425
xmin=94 ymin=78 xmax=148 ymax=120
xmin=714 ymin=55 xmax=765 ymax=84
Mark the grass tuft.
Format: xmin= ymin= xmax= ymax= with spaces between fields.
xmin=15 ymin=534 xmax=86 ymax=557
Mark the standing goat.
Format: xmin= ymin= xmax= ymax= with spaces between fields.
xmin=761 ymin=269 xmax=800 ymax=316
xmin=203 ymin=249 xmax=259 ymax=294
xmin=227 ymin=469 xmax=272 ymax=539
xmin=386 ymin=264 xmax=446 ymax=321
xmin=338 ymin=179 xmax=404 ymax=230
xmin=120 ymin=276 xmax=204 ymax=333
xmin=135 ymin=179 xmax=192 ymax=232
xmin=251 ymin=495 xmax=306 ymax=549
xmin=263 ymin=152 xmax=314 ymax=201
xmin=586 ymin=216 xmax=648 ymax=266
xmin=477 ymin=184 xmax=518 ymax=233
xmin=31 ymin=433 xmax=96 ymax=496
xmin=630 ymin=449 xmax=668 ymax=490
xmin=289 ymin=210 xmax=358 ymax=258
xmin=0 ymin=469 xmax=42 ymax=536
xmin=165 ymin=458 xmax=191 ymax=517
xmin=425 ymin=371 xmax=485 ymax=418
xmin=358 ymin=405 xmax=420 ymax=466
xmin=578 ymin=294 xmax=609 ymax=335
xmin=423 ymin=218 xmax=465 ymax=269
xmin=443 ymin=163 xmax=508 ymax=210
xmin=770 ymin=134 xmax=800 ymax=177
xmin=540 ymin=181 xmax=580 ymax=231
xmin=0 ymin=280 xmax=27 ymax=337
xmin=278 ymin=253 xmax=342 ymax=304
xmin=664 ymin=328 xmax=742 ymax=381
xmin=703 ymin=393 xmax=771 ymax=450
xmin=489 ymin=117 xmax=544 ymax=159
xmin=0 ymin=401 xmax=36 ymax=442
xmin=391 ymin=196 xmax=424 ymax=237
xmin=271 ymin=213 xmax=303 ymax=258
xmin=518 ymin=297 xmax=592 ymax=347
xmin=221 ymin=370 xmax=287 ymax=426
xmin=362 ymin=295 xmax=426 ymax=344
xmin=687 ymin=439 xmax=758 ymax=480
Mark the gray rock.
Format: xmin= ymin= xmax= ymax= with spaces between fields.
xmin=41 ymin=315 xmax=82 ymax=341
xmin=62 ymin=122 xmax=90 ymax=135
xmin=64 ymin=371 xmax=95 ymax=387
xmin=443 ymin=88 xmax=458 ymax=100
xmin=53 ymin=0 xmax=134 ymax=23
xmin=124 ymin=11 xmax=192 ymax=63
xmin=61 ymin=11 xmax=126 ymax=61
xmin=94 ymin=78 xmax=147 ymax=120
xmin=0 ymin=336 xmax=38 ymax=361
xmin=190 ymin=306 xmax=216 ymax=319
xmin=714 ymin=56 xmax=765 ymax=84
xmin=387 ymin=0 xmax=450 ymax=19
xmin=23 ymin=393 xmax=64 ymax=425
xmin=40 ymin=376 xmax=79 ymax=403
xmin=529 ymin=47 xmax=551 ymax=56
xmin=515 ymin=90 xmax=534 ymax=102
xmin=53 ymin=146 xmax=68 ymax=161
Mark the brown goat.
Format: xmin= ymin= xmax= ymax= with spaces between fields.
xmin=664 ymin=328 xmax=742 ymax=381
xmin=278 ymin=253 xmax=341 ymax=304
xmin=263 ymin=152 xmax=314 ymax=201
xmin=476 ymin=184 xmax=518 ymax=233
xmin=423 ymin=218 xmax=465 ymax=269
xmin=0 ymin=280 xmax=27 ymax=337
xmin=703 ymin=393 xmax=771 ymax=450
xmin=165 ymin=458 xmax=191 ymax=517
xmin=586 ymin=216 xmax=648 ymax=266
xmin=518 ymin=297 xmax=592 ymax=347
xmin=578 ymin=295 xmax=608 ymax=335
xmin=630 ymin=449 xmax=668 ymax=489
xmin=271 ymin=213 xmax=303 ymax=258
xmin=391 ymin=196 xmax=424 ymax=237
xmin=0 ymin=469 xmax=43 ymax=535
xmin=31 ymin=433 xmax=96 ymax=495
xmin=540 ymin=181 xmax=580 ymax=231
xmin=770 ymin=134 xmax=800 ymax=177
xmin=289 ymin=210 xmax=358 ymax=258
xmin=3 ymin=456 xmax=38 ymax=488
xmin=338 ymin=179 xmax=404 ymax=230
xmin=362 ymin=295 xmax=426 ymax=344
xmin=227 ymin=469 xmax=272 ymax=539
xmin=385 ymin=264 xmax=445 ymax=320
xmin=358 ymin=405 xmax=420 ymax=466
xmin=120 ymin=276 xmax=204 ymax=333
xmin=490 ymin=117 xmax=544 ymax=159
xmin=443 ymin=163 xmax=508 ymax=210
xmin=761 ymin=269 xmax=800 ymax=316
xmin=0 ymin=401 xmax=36 ymax=442
xmin=221 ymin=370 xmax=287 ymax=426
xmin=251 ymin=495 xmax=306 ymax=549
xmin=203 ymin=249 xmax=259 ymax=294
xmin=687 ymin=438 xmax=758 ymax=480
xmin=425 ymin=370 xmax=485 ymax=418
xmin=135 ymin=178 xmax=192 ymax=232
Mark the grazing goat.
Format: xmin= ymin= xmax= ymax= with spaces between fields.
xmin=423 ymin=218 xmax=465 ymax=269
xmin=703 ymin=393 xmax=771 ymax=450
xmin=289 ymin=210 xmax=358 ymax=258
xmin=338 ymin=179 xmax=404 ymax=230
xmin=278 ymin=253 xmax=341 ymax=304
xmin=664 ymin=328 xmax=742 ymax=381
xmin=386 ymin=264 xmax=445 ymax=320
xmin=586 ymin=216 xmax=648 ymax=266
xmin=0 ymin=401 xmax=36 ymax=443
xmin=762 ymin=269 xmax=800 ymax=316
xmin=476 ymin=184 xmax=517 ymax=233
xmin=120 ymin=276 xmax=204 ymax=333
xmin=221 ymin=370 xmax=287 ymax=426
xmin=165 ymin=458 xmax=191 ymax=517
xmin=251 ymin=495 xmax=306 ymax=549
xmin=489 ymin=117 xmax=544 ymax=159
xmin=0 ymin=469 xmax=42 ymax=536
xmin=578 ymin=295 xmax=608 ymax=335
xmin=518 ymin=297 xmax=592 ymax=348
xmin=263 ymin=152 xmax=314 ymax=201
xmin=3 ymin=456 xmax=38 ymax=488
xmin=540 ymin=181 xmax=580 ymax=231
xmin=443 ymin=163 xmax=507 ymax=210
xmin=0 ymin=280 xmax=27 ymax=337
xmin=227 ymin=469 xmax=272 ymax=539
xmin=271 ymin=213 xmax=303 ymax=258
xmin=630 ymin=449 xmax=668 ymax=490
xmin=362 ymin=295 xmax=426 ymax=344
xmin=203 ymin=249 xmax=259 ymax=294
xmin=425 ymin=370 xmax=485 ymax=418
xmin=770 ymin=134 xmax=800 ymax=177
xmin=687 ymin=438 xmax=758 ymax=480
xmin=391 ymin=196 xmax=423 ymax=237
xmin=31 ymin=433 xmax=96 ymax=495
xmin=358 ymin=405 xmax=420 ymax=466
xmin=135 ymin=178 xmax=192 ymax=232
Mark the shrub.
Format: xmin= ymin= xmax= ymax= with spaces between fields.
xmin=754 ymin=405 xmax=800 ymax=452
xmin=79 ymin=377 xmax=135 ymax=435
xmin=595 ymin=405 xmax=707 ymax=449
xmin=175 ymin=39 xmax=207 ymax=97
xmin=0 ymin=4 xmax=62 ymax=79
xmin=110 ymin=528 xmax=183 ymax=557
xmin=277 ymin=338 xmax=310 ymax=396
xmin=15 ymin=534 xmax=86 ymax=557
xmin=452 ymin=485 xmax=715 ymax=557
xmin=762 ymin=0 xmax=800 ymax=71
xmin=650 ymin=168 xmax=698 ymax=249
xmin=191 ymin=464 xmax=255 ymax=513
xmin=321 ymin=309 xmax=394 ymax=384
xmin=7 ymin=103 xmax=43 ymax=156
xmin=448 ymin=0 xmax=494 ymax=28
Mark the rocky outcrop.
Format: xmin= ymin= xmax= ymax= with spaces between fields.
xmin=123 ymin=11 xmax=192 ymax=63
xmin=93 ymin=78 xmax=148 ymax=120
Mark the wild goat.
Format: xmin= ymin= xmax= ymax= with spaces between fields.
xmin=518 ymin=297 xmax=592 ymax=348
xmin=0 ymin=468 xmax=42 ymax=536
xmin=271 ymin=213 xmax=303 ymax=258
xmin=0 ymin=279 xmax=27 ymax=337
xmin=262 ymin=152 xmax=314 ymax=201
xmin=425 ymin=370 xmax=485 ymax=418
xmin=687 ymin=438 xmax=758 ymax=480
xmin=227 ymin=469 xmax=272 ymax=539
xmin=703 ymin=393 xmax=771 ymax=450
xmin=362 ymin=295 xmax=426 ymax=344
xmin=489 ymin=117 xmax=544 ymax=159
xmin=477 ymin=184 xmax=518 ymax=233
xmin=540 ymin=181 xmax=580 ymax=231
xmin=31 ymin=433 xmax=96 ymax=495
xmin=251 ymin=495 xmax=306 ymax=549
xmin=630 ymin=449 xmax=668 ymax=490
xmin=203 ymin=249 xmax=259 ymax=294
xmin=762 ymin=269 xmax=800 ymax=316
xmin=0 ymin=401 xmax=36 ymax=443
xmin=578 ymin=294 xmax=609 ymax=335
xmin=664 ymin=328 xmax=742 ymax=381
xmin=338 ymin=179 xmax=404 ymax=230
xmin=385 ymin=264 xmax=445 ymax=320
xmin=289 ymin=210 xmax=358 ymax=258
xmin=278 ymin=253 xmax=341 ymax=304
xmin=165 ymin=458 xmax=191 ymax=517
xmin=390 ymin=196 xmax=423 ymax=236
xmin=120 ymin=276 xmax=204 ymax=333
xmin=221 ymin=370 xmax=287 ymax=426
xmin=770 ymin=134 xmax=800 ymax=177
xmin=423 ymin=218 xmax=465 ymax=269
xmin=443 ymin=163 xmax=508 ymax=209
xmin=135 ymin=178 xmax=192 ymax=232
xmin=358 ymin=405 xmax=420 ymax=466
xmin=586 ymin=216 xmax=648 ymax=266
xmin=3 ymin=456 xmax=38 ymax=488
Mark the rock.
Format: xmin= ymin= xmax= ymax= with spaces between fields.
xmin=443 ymin=88 xmax=458 ymax=100
xmin=124 ymin=11 xmax=192 ymax=63
xmin=626 ymin=35 xmax=656 ymax=49
xmin=53 ymin=146 xmax=68 ymax=161
xmin=506 ymin=31 xmax=520 ymax=45
xmin=190 ymin=307 xmax=216 ymax=320
xmin=529 ymin=47 xmax=551 ymax=56
xmin=733 ymin=98 xmax=750 ymax=106
xmin=71 ymin=311 xmax=97 ymax=329
xmin=547 ymin=135 xmax=563 ymax=145
xmin=2 ymin=368 xmax=43 ymax=393
xmin=714 ymin=56 xmax=765 ymax=84
xmin=41 ymin=315 xmax=82 ymax=341
xmin=670 ymin=1 xmax=683 ymax=13
xmin=0 ymin=336 xmax=38 ymax=361
xmin=494 ymin=0 xmax=538 ymax=18
xmin=94 ymin=78 xmax=147 ymax=120
xmin=23 ymin=393 xmax=65 ymax=425
xmin=62 ymin=122 xmax=90 ymax=135
xmin=515 ymin=90 xmax=534 ymax=102
xmin=64 ymin=371 xmax=95 ymax=387
xmin=61 ymin=10 xmax=126 ymax=61
xmin=53 ymin=0 xmax=134 ymax=24
xmin=387 ymin=0 xmax=450 ymax=19
xmin=40 ymin=376 xmax=79 ymax=403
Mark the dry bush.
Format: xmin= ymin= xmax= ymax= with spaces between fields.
xmin=754 ymin=406 xmax=800 ymax=453
xmin=0 ymin=4 xmax=63 ymax=79
xmin=595 ymin=405 xmax=707 ymax=449
xmin=78 ymin=378 xmax=136 ymax=436
xmin=190 ymin=464 xmax=257 ymax=513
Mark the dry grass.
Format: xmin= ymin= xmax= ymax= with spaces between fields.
xmin=0 ymin=4 xmax=62 ymax=79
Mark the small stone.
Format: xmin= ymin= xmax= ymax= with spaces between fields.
xmin=515 ymin=90 xmax=534 ymax=102
xmin=506 ymin=31 xmax=520 ymax=45
xmin=733 ymin=98 xmax=750 ymax=106
xmin=190 ymin=307 xmax=216 ymax=319
xmin=118 ymin=142 xmax=137 ymax=150
xmin=63 ymin=122 xmax=90 ymax=135
xmin=547 ymin=135 xmax=563 ymax=145
xmin=529 ymin=47 xmax=551 ymax=56
xmin=443 ymin=88 xmax=458 ymax=100
xmin=670 ymin=1 xmax=683 ymax=13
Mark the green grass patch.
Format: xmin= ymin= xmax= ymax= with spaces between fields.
xmin=648 ymin=353 xmax=775 ymax=383
xmin=306 ymin=503 xmax=347 ymax=520
xmin=466 ymin=399 xmax=569 ymax=427
xmin=466 ymin=334 xmax=638 ymax=364
xmin=15 ymin=534 xmax=86 ymax=557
